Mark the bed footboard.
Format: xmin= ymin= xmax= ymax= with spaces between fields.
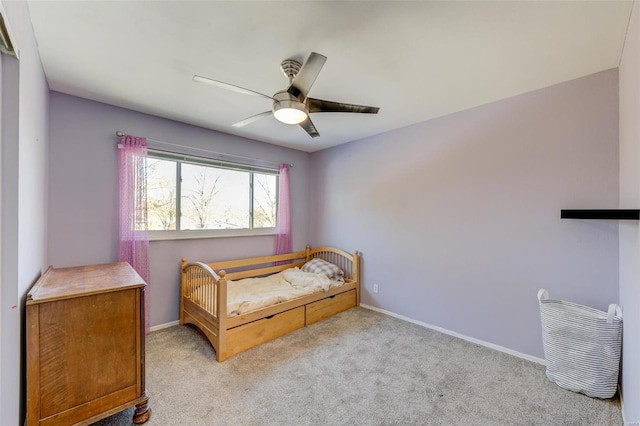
xmin=180 ymin=259 xmax=229 ymax=361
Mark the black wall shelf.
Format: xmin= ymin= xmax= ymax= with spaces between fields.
xmin=561 ymin=209 xmax=640 ymax=220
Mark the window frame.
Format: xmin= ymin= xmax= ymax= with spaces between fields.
xmin=145 ymin=149 xmax=279 ymax=240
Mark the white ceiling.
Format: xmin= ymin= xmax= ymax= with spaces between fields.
xmin=26 ymin=1 xmax=632 ymax=153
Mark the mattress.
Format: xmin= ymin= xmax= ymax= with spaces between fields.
xmin=190 ymin=267 xmax=345 ymax=317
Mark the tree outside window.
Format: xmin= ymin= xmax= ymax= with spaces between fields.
xmin=144 ymin=152 xmax=278 ymax=234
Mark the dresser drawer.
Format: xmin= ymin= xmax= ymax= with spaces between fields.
xmin=226 ymin=306 xmax=305 ymax=356
xmin=306 ymin=290 xmax=356 ymax=326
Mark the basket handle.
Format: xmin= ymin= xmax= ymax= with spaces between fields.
xmin=607 ymin=304 xmax=622 ymax=323
xmin=537 ymin=288 xmax=549 ymax=302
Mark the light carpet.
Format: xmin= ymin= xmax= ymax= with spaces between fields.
xmin=94 ymin=307 xmax=622 ymax=425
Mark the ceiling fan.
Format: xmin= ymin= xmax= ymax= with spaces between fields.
xmin=193 ymin=52 xmax=380 ymax=138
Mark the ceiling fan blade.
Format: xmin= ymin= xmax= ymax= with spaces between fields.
xmin=193 ymin=75 xmax=275 ymax=100
xmin=307 ymin=98 xmax=380 ymax=114
xmin=299 ymin=117 xmax=320 ymax=138
xmin=232 ymin=110 xmax=272 ymax=128
xmin=287 ymin=52 xmax=327 ymax=102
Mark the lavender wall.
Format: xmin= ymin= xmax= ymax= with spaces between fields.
xmin=0 ymin=1 xmax=49 ymax=424
xmin=0 ymin=48 xmax=21 ymax=426
xmin=310 ymin=69 xmax=619 ymax=359
xmin=619 ymin=0 xmax=640 ymax=421
xmin=48 ymin=92 xmax=311 ymax=327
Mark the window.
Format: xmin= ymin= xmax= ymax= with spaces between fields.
xmin=144 ymin=150 xmax=278 ymax=239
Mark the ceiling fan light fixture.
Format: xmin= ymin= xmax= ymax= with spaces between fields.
xmin=273 ymin=100 xmax=307 ymax=124
xmin=197 ymin=53 xmax=379 ymax=137
xmin=274 ymin=107 xmax=307 ymax=124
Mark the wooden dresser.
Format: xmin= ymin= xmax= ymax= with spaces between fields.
xmin=26 ymin=262 xmax=151 ymax=426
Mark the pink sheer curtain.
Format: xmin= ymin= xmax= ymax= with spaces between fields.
xmin=274 ymin=163 xmax=292 ymax=255
xmin=118 ymin=134 xmax=151 ymax=333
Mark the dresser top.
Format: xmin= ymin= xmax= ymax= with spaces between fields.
xmin=27 ymin=262 xmax=146 ymax=304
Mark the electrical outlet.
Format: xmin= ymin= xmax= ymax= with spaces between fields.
xmin=373 ymin=284 xmax=379 ymax=293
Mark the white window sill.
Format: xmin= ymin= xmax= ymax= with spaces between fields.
xmin=148 ymin=228 xmax=277 ymax=241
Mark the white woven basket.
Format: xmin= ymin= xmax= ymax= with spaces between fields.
xmin=537 ymin=289 xmax=622 ymax=399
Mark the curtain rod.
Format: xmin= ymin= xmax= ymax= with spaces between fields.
xmin=115 ymin=131 xmax=293 ymax=168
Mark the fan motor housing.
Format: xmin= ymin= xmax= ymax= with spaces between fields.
xmin=272 ymin=91 xmax=307 ymax=112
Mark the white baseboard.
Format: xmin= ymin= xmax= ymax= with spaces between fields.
xmin=619 ymin=384 xmax=637 ymax=426
xmin=360 ymin=303 xmax=545 ymax=365
xmin=149 ymin=320 xmax=179 ymax=332
xmin=619 ymin=385 xmax=626 ymax=425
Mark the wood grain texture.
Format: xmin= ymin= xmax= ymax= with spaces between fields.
xmin=39 ymin=290 xmax=138 ymax=417
xmin=180 ymin=246 xmax=360 ymax=362
xmin=225 ymin=283 xmax=356 ymax=329
xmin=27 ymin=262 xmax=145 ymax=303
xmin=226 ymin=307 xmax=305 ymax=357
xmin=26 ymin=262 xmax=151 ymax=425
xmin=206 ymin=251 xmax=306 ymax=272
xmin=306 ymin=290 xmax=356 ymax=326
xmin=26 ymin=304 xmax=41 ymax=423
xmin=224 ymin=261 xmax=305 ymax=281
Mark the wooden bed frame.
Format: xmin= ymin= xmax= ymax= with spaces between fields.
xmin=180 ymin=245 xmax=360 ymax=361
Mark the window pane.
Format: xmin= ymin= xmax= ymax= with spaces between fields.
xmin=146 ymin=158 xmax=177 ymax=230
xmin=181 ymin=164 xmax=250 ymax=230
xmin=253 ymin=173 xmax=277 ymax=228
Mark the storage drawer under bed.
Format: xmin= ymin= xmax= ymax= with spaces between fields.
xmin=306 ymin=289 xmax=356 ymax=326
xmin=226 ymin=306 xmax=305 ymax=356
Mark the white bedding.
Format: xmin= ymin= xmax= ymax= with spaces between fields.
xmin=191 ymin=267 xmax=344 ymax=317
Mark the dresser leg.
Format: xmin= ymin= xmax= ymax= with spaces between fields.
xmin=132 ymin=394 xmax=152 ymax=424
